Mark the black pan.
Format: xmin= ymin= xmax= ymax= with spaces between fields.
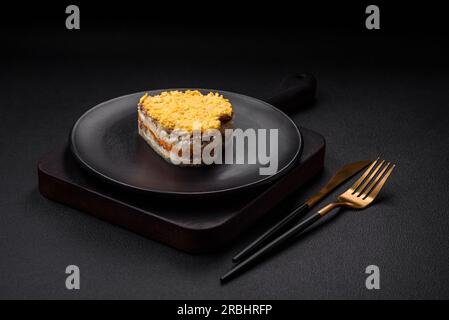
xmin=70 ymin=76 xmax=316 ymax=196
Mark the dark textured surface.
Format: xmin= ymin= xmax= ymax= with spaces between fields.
xmin=1 ymin=23 xmax=449 ymax=299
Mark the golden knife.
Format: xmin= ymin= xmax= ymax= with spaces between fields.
xmin=232 ymin=159 xmax=372 ymax=263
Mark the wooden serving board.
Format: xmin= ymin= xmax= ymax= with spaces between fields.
xmin=38 ymin=128 xmax=325 ymax=253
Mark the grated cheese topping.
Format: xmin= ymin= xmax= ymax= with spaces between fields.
xmin=138 ymin=90 xmax=233 ymax=132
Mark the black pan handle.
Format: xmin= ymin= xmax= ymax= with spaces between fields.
xmin=266 ymin=73 xmax=317 ymax=115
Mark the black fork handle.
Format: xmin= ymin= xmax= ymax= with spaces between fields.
xmin=232 ymin=203 xmax=310 ymax=263
xmin=221 ymin=212 xmax=322 ymax=284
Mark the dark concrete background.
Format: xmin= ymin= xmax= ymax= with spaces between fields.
xmin=1 ymin=5 xmax=449 ymax=299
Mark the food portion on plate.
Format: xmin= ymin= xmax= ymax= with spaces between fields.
xmin=138 ymin=90 xmax=233 ymax=165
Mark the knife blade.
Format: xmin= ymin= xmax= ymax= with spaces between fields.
xmin=305 ymin=160 xmax=372 ymax=207
xmin=232 ymin=159 xmax=372 ymax=263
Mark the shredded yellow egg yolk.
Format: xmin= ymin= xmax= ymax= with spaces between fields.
xmin=139 ymin=90 xmax=233 ymax=132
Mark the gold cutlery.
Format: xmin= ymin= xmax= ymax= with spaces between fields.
xmin=221 ymin=158 xmax=396 ymax=283
xmin=317 ymin=158 xmax=395 ymax=215
xmin=232 ymin=160 xmax=372 ymax=263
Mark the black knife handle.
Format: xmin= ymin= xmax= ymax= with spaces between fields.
xmin=221 ymin=212 xmax=322 ymax=283
xmin=232 ymin=203 xmax=310 ymax=263
xmin=266 ymin=73 xmax=317 ymax=115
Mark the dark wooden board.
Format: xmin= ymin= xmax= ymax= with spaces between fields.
xmin=38 ymin=128 xmax=325 ymax=253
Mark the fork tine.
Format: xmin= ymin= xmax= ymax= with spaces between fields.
xmin=361 ymin=162 xmax=390 ymax=198
xmin=350 ymin=158 xmax=379 ymax=193
xmin=355 ymin=159 xmax=385 ymax=196
xmin=363 ymin=164 xmax=396 ymax=200
xmin=353 ymin=159 xmax=384 ymax=195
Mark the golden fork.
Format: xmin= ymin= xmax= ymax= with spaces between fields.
xmin=221 ymin=158 xmax=396 ymax=283
xmin=317 ymin=158 xmax=396 ymax=217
